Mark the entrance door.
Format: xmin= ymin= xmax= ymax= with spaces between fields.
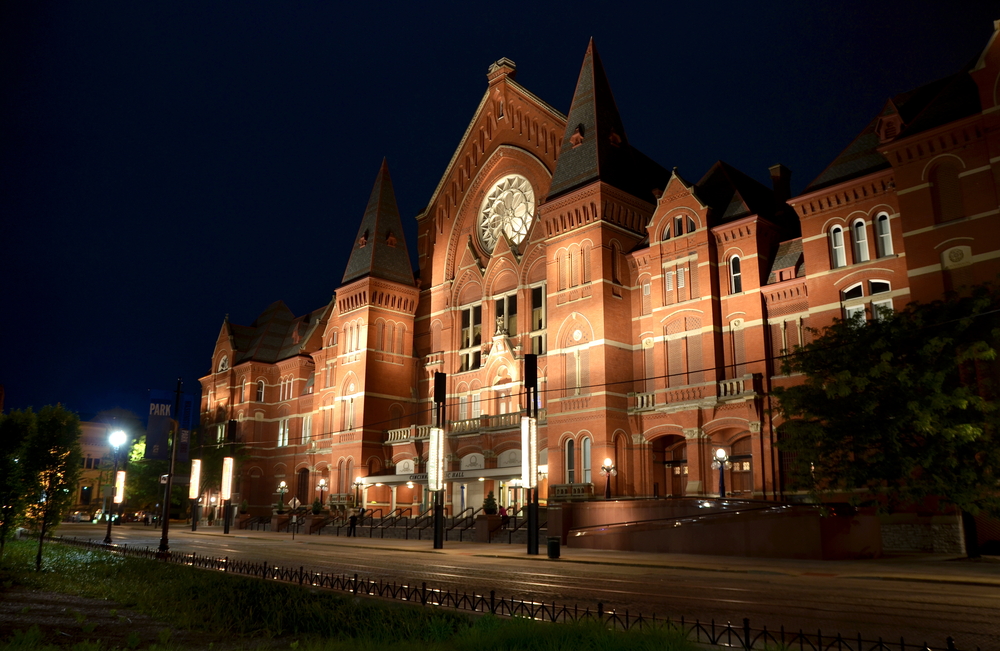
xmin=730 ymin=437 xmax=753 ymax=496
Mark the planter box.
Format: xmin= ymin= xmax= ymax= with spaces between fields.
xmin=475 ymin=514 xmax=502 ymax=543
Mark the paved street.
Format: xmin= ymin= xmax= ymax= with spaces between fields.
xmin=58 ymin=523 xmax=1000 ymax=649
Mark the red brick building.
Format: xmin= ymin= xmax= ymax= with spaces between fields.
xmin=201 ymin=23 xmax=1000 ymax=522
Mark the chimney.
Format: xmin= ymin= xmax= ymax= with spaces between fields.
xmin=769 ymin=164 xmax=792 ymax=203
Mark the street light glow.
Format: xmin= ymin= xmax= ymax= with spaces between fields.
xmin=716 ymin=448 xmax=727 ymax=460
xmin=109 ymin=430 xmax=126 ymax=448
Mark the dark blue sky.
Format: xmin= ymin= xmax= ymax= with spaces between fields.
xmin=2 ymin=2 xmax=996 ymax=421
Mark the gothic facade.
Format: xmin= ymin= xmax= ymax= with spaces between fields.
xmin=201 ymin=23 xmax=1000 ymax=517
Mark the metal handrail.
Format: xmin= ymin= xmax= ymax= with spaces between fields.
xmin=374 ymin=507 xmax=413 ymax=538
xmin=446 ymin=507 xmax=482 ymax=542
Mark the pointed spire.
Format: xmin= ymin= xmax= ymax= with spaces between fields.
xmin=548 ymin=39 xmax=667 ymax=204
xmin=342 ymin=159 xmax=415 ymax=287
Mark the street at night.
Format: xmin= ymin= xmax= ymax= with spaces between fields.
xmin=59 ymin=523 xmax=1000 ymax=650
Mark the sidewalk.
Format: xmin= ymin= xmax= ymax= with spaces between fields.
xmin=72 ymin=522 xmax=1000 ymax=589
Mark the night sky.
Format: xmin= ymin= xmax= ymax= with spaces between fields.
xmin=2 ymin=2 xmax=997 ymax=422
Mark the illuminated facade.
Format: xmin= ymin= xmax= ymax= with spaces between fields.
xmin=201 ymin=24 xmax=1000 ymax=521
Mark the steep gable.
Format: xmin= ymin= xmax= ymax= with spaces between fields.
xmin=342 ymin=160 xmax=415 ymax=287
xmin=547 ymin=39 xmax=668 ymax=205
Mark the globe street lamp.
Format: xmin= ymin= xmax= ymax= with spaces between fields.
xmin=103 ymin=430 xmax=127 ymax=544
xmin=277 ymin=480 xmax=288 ymax=512
xmin=353 ymin=477 xmax=365 ymax=507
xmin=711 ymin=448 xmax=732 ymax=498
xmin=600 ymin=458 xmax=617 ymax=500
xmin=316 ymin=478 xmax=328 ymax=508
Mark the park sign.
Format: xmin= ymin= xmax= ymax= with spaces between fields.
xmin=145 ymin=390 xmax=195 ymax=461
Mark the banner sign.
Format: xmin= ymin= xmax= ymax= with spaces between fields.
xmin=145 ymin=390 xmax=196 ymax=461
xmin=145 ymin=390 xmax=174 ymax=460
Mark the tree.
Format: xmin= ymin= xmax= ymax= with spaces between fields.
xmin=774 ymin=283 xmax=1000 ymax=555
xmin=0 ymin=410 xmax=35 ymax=562
xmin=19 ymin=405 xmax=83 ymax=570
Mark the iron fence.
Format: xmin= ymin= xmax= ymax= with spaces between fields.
xmin=56 ymin=537 xmax=975 ymax=651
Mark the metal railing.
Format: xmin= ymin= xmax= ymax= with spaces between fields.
xmin=446 ymin=507 xmax=481 ymax=542
xmin=57 ymin=537 xmax=973 ymax=651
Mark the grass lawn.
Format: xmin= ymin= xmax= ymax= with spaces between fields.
xmin=0 ymin=539 xmax=696 ymax=651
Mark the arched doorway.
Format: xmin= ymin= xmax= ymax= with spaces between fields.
xmin=296 ymin=468 xmax=310 ymax=504
xmin=652 ymin=434 xmax=686 ymax=497
xmin=730 ymin=436 xmax=753 ymax=496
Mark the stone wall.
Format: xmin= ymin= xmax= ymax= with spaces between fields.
xmin=880 ymin=514 xmax=964 ymax=554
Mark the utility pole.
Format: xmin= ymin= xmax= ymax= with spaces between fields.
xmin=157 ymin=378 xmax=182 ymax=557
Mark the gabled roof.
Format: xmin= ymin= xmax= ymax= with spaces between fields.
xmin=805 ymin=66 xmax=981 ymax=193
xmin=342 ymin=160 xmax=415 ymax=287
xmin=696 ymin=161 xmax=776 ymax=224
xmin=547 ymin=39 xmax=668 ymax=204
xmin=230 ymin=301 xmax=326 ymax=365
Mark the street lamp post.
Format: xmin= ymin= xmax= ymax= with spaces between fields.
xmin=317 ymin=478 xmax=327 ymax=509
xmin=711 ymin=448 xmax=731 ymax=498
xmin=277 ymin=481 xmax=288 ymax=511
xmin=353 ymin=477 xmax=364 ymax=508
xmin=103 ymin=430 xmax=127 ymax=544
xmin=600 ymin=458 xmax=617 ymax=500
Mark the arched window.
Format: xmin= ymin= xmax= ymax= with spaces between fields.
xmin=565 ymin=439 xmax=575 ymax=484
xmin=852 ymin=220 xmax=869 ymax=263
xmin=582 ymin=437 xmax=592 ymax=484
xmin=876 ymin=214 xmax=893 ymax=257
xmin=674 ymin=216 xmax=684 ymax=236
xmin=217 ymin=355 xmax=229 ymax=373
xmin=256 ymin=380 xmax=265 ymax=402
xmin=929 ymin=161 xmax=963 ymax=223
xmin=239 ymin=379 xmax=246 ymax=403
xmin=830 ymin=227 xmax=846 ymax=268
xmin=729 ymin=256 xmax=742 ymax=294
xmin=686 ymin=216 xmax=696 ymax=233
xmin=662 ymin=223 xmax=671 ymax=241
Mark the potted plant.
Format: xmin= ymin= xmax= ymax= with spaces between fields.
xmin=483 ymin=491 xmax=498 ymax=515
xmin=239 ymin=499 xmax=249 ymax=515
xmin=311 ymin=497 xmax=323 ymax=515
xmin=476 ymin=491 xmax=502 ymax=542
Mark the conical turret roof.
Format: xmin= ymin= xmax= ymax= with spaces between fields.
xmin=342 ymin=159 xmax=415 ymax=286
xmin=547 ymin=39 xmax=667 ymax=204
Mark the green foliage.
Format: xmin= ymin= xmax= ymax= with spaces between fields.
xmin=124 ymin=435 xmax=170 ymax=512
xmin=0 ymin=410 xmax=36 ymax=560
xmin=312 ymin=497 xmax=323 ymax=515
xmin=0 ymin=405 xmax=83 ymax=569
xmin=774 ymin=283 xmax=1000 ymax=517
xmin=482 ymin=491 xmax=498 ymax=515
xmin=0 ymin=540 xmax=696 ymax=651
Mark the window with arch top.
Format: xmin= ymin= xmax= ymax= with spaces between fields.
xmin=729 ymin=256 xmax=743 ymax=294
xmin=875 ymin=214 xmax=893 ymax=257
xmin=256 ymin=380 xmax=265 ymax=402
xmin=565 ymin=439 xmax=575 ymax=484
xmin=830 ymin=226 xmax=846 ymax=268
xmin=852 ymin=220 xmax=870 ymax=263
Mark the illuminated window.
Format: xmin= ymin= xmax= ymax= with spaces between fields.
xmin=830 ymin=227 xmax=846 ymax=268
xmin=459 ymin=304 xmax=482 ymax=372
xmin=530 ymin=284 xmax=547 ymax=355
xmin=876 ymin=214 xmax=893 ymax=257
xmin=565 ymin=439 xmax=575 ymax=484
xmin=852 ymin=220 xmax=870 ymax=263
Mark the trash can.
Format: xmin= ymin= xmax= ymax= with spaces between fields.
xmin=547 ymin=536 xmax=561 ymax=559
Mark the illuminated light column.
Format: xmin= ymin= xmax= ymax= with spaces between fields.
xmin=523 ymin=354 xmax=539 ymax=555
xmin=189 ymin=458 xmax=202 ymax=532
xmin=431 ymin=372 xmax=447 ymax=550
xmin=221 ymin=455 xmax=234 ymax=534
xmin=114 ymin=471 xmax=126 ymax=504
xmin=103 ymin=429 xmax=127 ymax=545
